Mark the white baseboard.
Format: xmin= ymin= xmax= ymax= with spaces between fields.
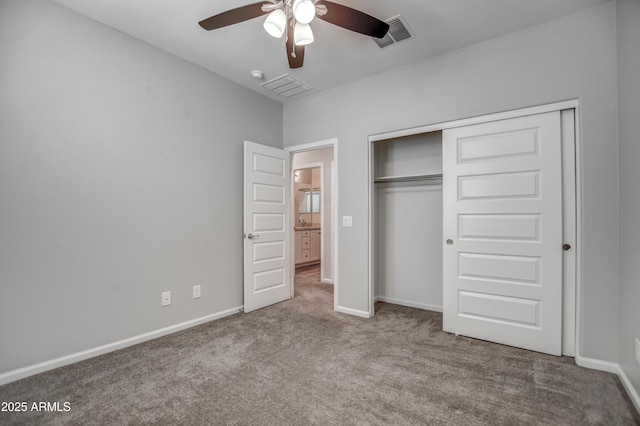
xmin=376 ymin=296 xmax=443 ymax=313
xmin=0 ymin=306 xmax=243 ymax=386
xmin=575 ymin=354 xmax=619 ymax=374
xmin=576 ymin=354 xmax=640 ymax=414
xmin=335 ymin=305 xmax=372 ymax=318
xmin=617 ymin=365 xmax=640 ymax=414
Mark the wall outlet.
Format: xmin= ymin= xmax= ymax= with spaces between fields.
xmin=342 ymin=216 xmax=353 ymax=227
xmin=635 ymin=338 xmax=640 ymax=365
xmin=161 ymin=291 xmax=171 ymax=307
xmin=193 ymin=285 xmax=201 ymax=299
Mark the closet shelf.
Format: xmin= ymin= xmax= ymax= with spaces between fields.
xmin=374 ymin=173 xmax=443 ymax=184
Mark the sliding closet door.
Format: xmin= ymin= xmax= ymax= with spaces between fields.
xmin=442 ymin=112 xmax=563 ymax=356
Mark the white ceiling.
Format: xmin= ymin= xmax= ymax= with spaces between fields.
xmin=50 ymin=0 xmax=609 ymax=103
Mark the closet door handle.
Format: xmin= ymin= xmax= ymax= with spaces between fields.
xmin=246 ymin=233 xmax=261 ymax=240
xmin=446 ymin=239 xmax=454 ymax=245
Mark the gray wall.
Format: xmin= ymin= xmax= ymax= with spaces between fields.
xmin=283 ymin=2 xmax=619 ymax=362
xmin=0 ymin=0 xmax=282 ymax=373
xmin=617 ymin=0 xmax=640 ymax=399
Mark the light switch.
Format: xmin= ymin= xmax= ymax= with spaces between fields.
xmin=161 ymin=291 xmax=171 ymax=307
xmin=342 ymin=216 xmax=353 ymax=227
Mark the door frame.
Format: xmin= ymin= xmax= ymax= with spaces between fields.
xmin=286 ymin=138 xmax=339 ymax=311
xmin=368 ymin=99 xmax=581 ymax=356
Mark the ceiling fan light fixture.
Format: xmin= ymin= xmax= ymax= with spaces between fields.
xmin=293 ymin=0 xmax=316 ymax=24
xmin=294 ymin=22 xmax=314 ymax=46
xmin=200 ymin=1 xmax=390 ymax=69
xmin=263 ymin=9 xmax=287 ymax=38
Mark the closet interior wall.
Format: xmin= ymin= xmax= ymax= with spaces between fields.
xmin=373 ymin=131 xmax=444 ymax=312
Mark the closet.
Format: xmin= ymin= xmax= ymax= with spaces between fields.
xmin=371 ymin=105 xmax=578 ymax=357
xmin=373 ymin=131 xmax=444 ymax=312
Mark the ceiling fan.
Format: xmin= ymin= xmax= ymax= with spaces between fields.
xmin=198 ymin=0 xmax=390 ymax=68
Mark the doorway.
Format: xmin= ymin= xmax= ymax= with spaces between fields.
xmin=292 ymin=165 xmax=323 ymax=271
xmin=288 ymin=141 xmax=337 ymax=309
xmin=292 ymin=148 xmax=334 ymax=284
xmin=243 ymin=139 xmax=337 ymax=313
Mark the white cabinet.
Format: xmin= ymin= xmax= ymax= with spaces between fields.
xmin=310 ymin=230 xmax=321 ymax=261
xmin=295 ymin=231 xmax=302 ymax=264
xmin=295 ymin=229 xmax=321 ymax=265
xmin=296 ymin=230 xmax=311 ymax=264
xmin=301 ymin=230 xmax=311 ymax=263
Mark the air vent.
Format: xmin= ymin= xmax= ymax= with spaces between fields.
xmin=373 ymin=15 xmax=413 ymax=48
xmin=261 ymin=74 xmax=311 ymax=98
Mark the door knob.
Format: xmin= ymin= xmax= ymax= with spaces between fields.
xmin=247 ymin=233 xmax=260 ymax=240
xmin=563 ymin=243 xmax=571 ymax=251
xmin=446 ymin=239 xmax=453 ymax=245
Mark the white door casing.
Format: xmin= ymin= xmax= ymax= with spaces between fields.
xmin=442 ymin=112 xmax=563 ymax=355
xmin=243 ymin=141 xmax=291 ymax=313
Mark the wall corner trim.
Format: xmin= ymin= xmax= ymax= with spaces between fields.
xmin=575 ymin=355 xmax=640 ymax=413
xmin=0 ymin=306 xmax=243 ymax=386
xmin=335 ymin=305 xmax=372 ymax=318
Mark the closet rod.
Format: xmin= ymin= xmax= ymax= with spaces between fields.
xmin=374 ymin=173 xmax=443 ymax=184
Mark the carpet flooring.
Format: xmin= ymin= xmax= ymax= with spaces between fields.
xmin=1 ymin=267 xmax=638 ymax=425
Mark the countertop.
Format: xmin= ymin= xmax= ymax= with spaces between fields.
xmin=294 ymin=226 xmax=321 ymax=231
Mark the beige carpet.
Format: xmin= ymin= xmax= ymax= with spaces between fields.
xmin=1 ymin=269 xmax=638 ymax=425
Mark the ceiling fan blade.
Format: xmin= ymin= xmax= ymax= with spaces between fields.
xmin=315 ymin=1 xmax=389 ymax=38
xmin=199 ymin=2 xmax=269 ymax=30
xmin=286 ymin=33 xmax=305 ymax=68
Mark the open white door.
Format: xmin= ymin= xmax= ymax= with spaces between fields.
xmin=243 ymin=141 xmax=291 ymax=313
xmin=442 ymin=112 xmax=563 ymax=355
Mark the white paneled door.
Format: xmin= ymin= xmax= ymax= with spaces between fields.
xmin=243 ymin=141 xmax=291 ymax=313
xmin=443 ymin=112 xmax=563 ymax=355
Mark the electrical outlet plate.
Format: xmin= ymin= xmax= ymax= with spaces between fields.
xmin=193 ymin=285 xmax=201 ymax=299
xmin=162 ymin=291 xmax=171 ymax=306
